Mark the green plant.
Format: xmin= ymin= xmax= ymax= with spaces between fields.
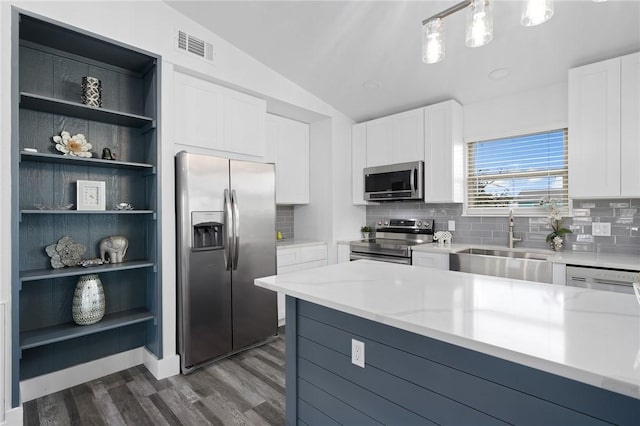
xmin=360 ymin=225 xmax=372 ymax=233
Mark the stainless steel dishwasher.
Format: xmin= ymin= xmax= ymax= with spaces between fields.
xmin=566 ymin=265 xmax=639 ymax=294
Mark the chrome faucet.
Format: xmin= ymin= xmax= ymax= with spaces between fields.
xmin=508 ymin=209 xmax=522 ymax=249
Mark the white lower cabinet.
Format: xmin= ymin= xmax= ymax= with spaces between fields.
xmin=276 ymin=243 xmax=328 ymax=324
xmin=337 ymin=242 xmax=351 ymax=263
xmin=412 ymin=252 xmax=449 ymax=270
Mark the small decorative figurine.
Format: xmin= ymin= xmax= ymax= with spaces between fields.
xmin=79 ymin=257 xmax=105 ymax=267
xmin=115 ymin=202 xmax=133 ymax=210
xmin=45 ymin=236 xmax=87 ymax=268
xmin=99 ymin=235 xmax=129 ymax=264
xmin=433 ymin=231 xmax=453 ymax=246
xmin=101 ymin=147 xmax=113 ymax=160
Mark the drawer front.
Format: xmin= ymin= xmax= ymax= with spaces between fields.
xmin=300 ymin=245 xmax=327 ymax=263
xmin=277 ymin=248 xmax=301 ymax=267
xmin=413 ymin=252 xmax=449 ymax=270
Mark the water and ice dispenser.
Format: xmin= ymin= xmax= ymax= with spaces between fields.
xmin=192 ymin=212 xmax=224 ymax=250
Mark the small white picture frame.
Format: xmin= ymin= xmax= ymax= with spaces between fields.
xmin=77 ymin=180 xmax=106 ymax=211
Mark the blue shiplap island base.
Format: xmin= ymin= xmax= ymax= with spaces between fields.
xmin=285 ymin=297 xmax=639 ymax=426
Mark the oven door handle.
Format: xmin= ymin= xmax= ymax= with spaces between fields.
xmin=350 ymin=252 xmax=412 ymax=265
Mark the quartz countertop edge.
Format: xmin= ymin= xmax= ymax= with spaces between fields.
xmin=276 ymin=239 xmax=326 ymax=249
xmin=255 ymin=260 xmax=640 ymax=399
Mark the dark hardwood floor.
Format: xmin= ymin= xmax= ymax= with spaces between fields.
xmin=23 ymin=332 xmax=285 ymax=425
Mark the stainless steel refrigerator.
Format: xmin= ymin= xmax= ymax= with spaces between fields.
xmin=175 ymin=151 xmax=277 ymax=373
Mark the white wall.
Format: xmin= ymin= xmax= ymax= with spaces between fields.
xmin=1 ymin=0 xmax=360 ymax=418
xmin=294 ymin=116 xmax=366 ymax=263
xmin=464 ymin=82 xmax=568 ymax=142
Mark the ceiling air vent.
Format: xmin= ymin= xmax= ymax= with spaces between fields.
xmin=177 ymin=30 xmax=214 ymax=62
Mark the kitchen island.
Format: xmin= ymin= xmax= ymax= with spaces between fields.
xmin=255 ymin=260 xmax=640 ymax=425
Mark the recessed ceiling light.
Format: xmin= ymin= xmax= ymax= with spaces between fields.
xmin=488 ymin=68 xmax=511 ymax=80
xmin=363 ymin=80 xmax=381 ymax=90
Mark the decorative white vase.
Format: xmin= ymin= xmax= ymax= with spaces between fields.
xmin=551 ymin=236 xmax=564 ymax=252
xmin=72 ymin=274 xmax=105 ymax=325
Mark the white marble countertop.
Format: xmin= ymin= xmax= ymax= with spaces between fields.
xmin=276 ymin=239 xmax=326 ymax=249
xmin=255 ymin=260 xmax=640 ymax=399
xmin=411 ymin=242 xmax=640 ymax=270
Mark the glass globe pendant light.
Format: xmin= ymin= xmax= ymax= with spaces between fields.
xmin=521 ymin=0 xmax=554 ymax=26
xmin=466 ymin=0 xmax=494 ymax=47
xmin=422 ymin=18 xmax=445 ymax=64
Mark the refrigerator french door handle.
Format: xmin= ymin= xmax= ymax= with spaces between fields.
xmin=224 ymin=189 xmax=233 ymax=271
xmin=231 ymin=189 xmax=240 ymax=270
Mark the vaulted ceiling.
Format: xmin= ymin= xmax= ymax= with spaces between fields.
xmin=166 ymin=1 xmax=640 ymax=122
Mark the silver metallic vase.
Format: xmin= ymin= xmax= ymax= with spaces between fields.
xmin=72 ymin=274 xmax=105 ymax=325
xmin=81 ymin=76 xmax=102 ymax=107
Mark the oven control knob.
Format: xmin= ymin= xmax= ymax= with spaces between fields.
xmin=417 ymin=221 xmax=422 ymax=227
xmin=384 ymin=221 xmax=389 ymax=226
xmin=377 ymin=221 xmax=383 ymax=226
xmin=424 ymin=222 xmax=431 ymax=228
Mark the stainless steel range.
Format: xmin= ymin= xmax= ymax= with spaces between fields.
xmin=349 ymin=218 xmax=434 ymax=265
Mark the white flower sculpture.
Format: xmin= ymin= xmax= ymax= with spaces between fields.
xmin=52 ymin=131 xmax=92 ymax=157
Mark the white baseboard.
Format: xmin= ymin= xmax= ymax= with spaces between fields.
xmin=19 ymin=348 xmax=144 ymax=403
xmin=2 ymin=406 xmax=23 ymax=426
xmin=142 ymin=349 xmax=180 ymax=380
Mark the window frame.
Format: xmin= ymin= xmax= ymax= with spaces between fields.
xmin=464 ymin=128 xmax=571 ymax=217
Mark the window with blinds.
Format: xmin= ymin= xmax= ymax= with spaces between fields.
xmin=466 ymin=129 xmax=568 ymax=214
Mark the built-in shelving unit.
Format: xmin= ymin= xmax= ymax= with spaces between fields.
xmin=11 ymin=10 xmax=162 ymax=407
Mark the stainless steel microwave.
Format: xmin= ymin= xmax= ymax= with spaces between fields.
xmin=363 ymin=161 xmax=424 ymax=202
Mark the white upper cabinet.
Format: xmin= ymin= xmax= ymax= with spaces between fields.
xmin=267 ymin=114 xmax=310 ymax=204
xmin=223 ymin=90 xmax=267 ymax=157
xmin=174 ymin=72 xmax=225 ymax=151
xmin=621 ymin=52 xmax=640 ymax=197
xmin=351 ymin=102 xmax=462 ymax=205
xmin=365 ymin=108 xmax=424 ymax=167
xmin=569 ymin=52 xmax=639 ymax=198
xmin=365 ymin=116 xmax=393 ymax=167
xmin=352 ymin=123 xmax=367 ymax=205
xmin=174 ymin=71 xmax=267 ymax=157
xmin=423 ymin=100 xmax=464 ymax=203
xmin=392 ymin=108 xmax=425 ymax=163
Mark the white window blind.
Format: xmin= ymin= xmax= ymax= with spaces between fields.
xmin=466 ymin=129 xmax=568 ymax=214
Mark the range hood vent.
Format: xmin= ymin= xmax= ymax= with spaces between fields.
xmin=177 ymin=30 xmax=214 ymax=62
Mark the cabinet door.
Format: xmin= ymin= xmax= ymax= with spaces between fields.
xmin=569 ymin=57 xmax=621 ymax=198
xmin=265 ymin=114 xmax=278 ymax=164
xmin=337 ymin=243 xmax=350 ymax=263
xmin=352 ymin=123 xmax=367 ymax=205
xmin=412 ymin=252 xmax=449 ymax=270
xmin=224 ymin=90 xmax=267 ymax=157
xmin=423 ymin=100 xmax=464 ymax=203
xmin=366 ymin=117 xmax=393 ymax=167
xmin=621 ymin=52 xmax=640 ymax=197
xmin=174 ymin=72 xmax=225 ymax=151
xmin=392 ymin=109 xmax=424 ymax=163
xmin=275 ymin=116 xmax=310 ymax=204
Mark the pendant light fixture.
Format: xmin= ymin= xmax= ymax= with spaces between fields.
xmin=466 ymin=0 xmax=494 ymax=48
xmin=422 ymin=18 xmax=445 ymax=64
xmin=521 ymin=0 xmax=554 ymax=27
xmin=421 ymin=0 xmax=570 ymax=64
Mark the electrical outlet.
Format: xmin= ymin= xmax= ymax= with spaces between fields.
xmin=448 ymin=220 xmax=456 ymax=231
xmin=592 ymin=222 xmax=611 ymax=237
xmin=351 ymin=339 xmax=365 ymax=368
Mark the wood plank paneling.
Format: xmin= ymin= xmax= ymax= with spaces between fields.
xmin=296 ymin=300 xmax=640 ymax=426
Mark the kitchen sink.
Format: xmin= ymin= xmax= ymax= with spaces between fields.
xmin=450 ymin=248 xmax=553 ymax=283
